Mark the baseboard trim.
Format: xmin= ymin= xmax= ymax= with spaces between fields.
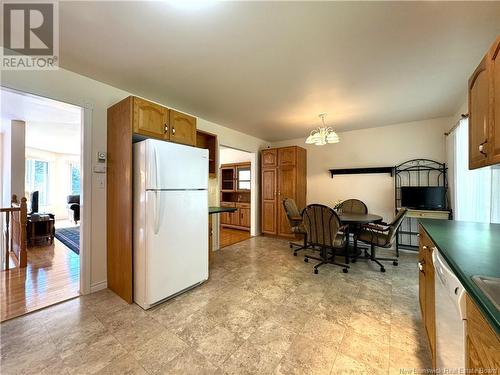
xmin=90 ymin=280 xmax=107 ymax=293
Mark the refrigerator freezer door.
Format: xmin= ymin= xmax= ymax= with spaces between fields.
xmin=144 ymin=139 xmax=208 ymax=190
xmin=143 ymin=190 xmax=208 ymax=306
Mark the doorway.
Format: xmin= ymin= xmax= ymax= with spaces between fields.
xmin=0 ymin=87 xmax=85 ymax=321
xmin=218 ymin=146 xmax=256 ymax=248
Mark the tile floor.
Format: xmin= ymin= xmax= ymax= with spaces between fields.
xmin=0 ymin=236 xmax=431 ymax=374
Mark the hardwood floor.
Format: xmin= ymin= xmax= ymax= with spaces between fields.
xmin=1 ymin=238 xmax=80 ymax=322
xmin=219 ymin=227 xmax=251 ymax=248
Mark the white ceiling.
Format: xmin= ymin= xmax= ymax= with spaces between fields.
xmin=0 ymin=88 xmax=82 ymax=154
xmin=58 ymin=1 xmax=500 ymax=141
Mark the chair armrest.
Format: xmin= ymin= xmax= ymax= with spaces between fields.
xmin=339 ymin=224 xmax=349 ymax=232
xmin=290 ymin=215 xmax=302 ymax=221
xmin=363 ymin=223 xmax=390 ymax=232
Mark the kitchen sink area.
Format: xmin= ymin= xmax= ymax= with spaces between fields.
xmin=472 ymin=276 xmax=500 ymax=311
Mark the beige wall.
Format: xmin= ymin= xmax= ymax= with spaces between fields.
xmin=272 ymin=117 xmax=452 ymax=222
xmin=1 ymin=120 xmax=25 ymax=207
xmin=1 ymin=68 xmax=269 ymax=290
xmin=220 ymin=147 xmax=252 ymax=164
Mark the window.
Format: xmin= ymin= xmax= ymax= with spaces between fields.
xmin=25 ymin=159 xmax=49 ymax=205
xmin=448 ymin=118 xmax=499 ymax=223
xmin=237 ymin=167 xmax=251 ymax=190
xmin=70 ymin=163 xmax=81 ymax=195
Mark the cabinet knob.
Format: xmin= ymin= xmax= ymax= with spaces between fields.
xmin=479 ymin=140 xmax=487 ymax=156
xmin=164 ymin=124 xmax=168 ymax=133
xmin=172 ymin=127 xmax=176 ymax=135
xmin=418 ymin=261 xmax=425 ymax=272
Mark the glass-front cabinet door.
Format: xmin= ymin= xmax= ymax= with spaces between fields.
xmin=237 ymin=165 xmax=251 ymax=191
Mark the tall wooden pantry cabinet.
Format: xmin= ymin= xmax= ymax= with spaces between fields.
xmin=261 ymin=146 xmax=307 ymax=237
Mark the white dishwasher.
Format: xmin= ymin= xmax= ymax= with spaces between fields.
xmin=432 ymin=249 xmax=467 ymax=371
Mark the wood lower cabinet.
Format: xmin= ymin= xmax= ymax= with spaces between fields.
xmin=469 ymin=36 xmax=500 ymax=169
xmin=261 ymin=168 xmax=277 ymax=234
xmin=107 ymin=96 xmax=197 ymax=303
xmin=261 ymin=146 xmax=306 ymax=237
xmin=277 ymin=165 xmax=297 ymax=236
xmin=208 ymin=215 xmax=213 ymax=267
xmin=466 ymin=294 xmax=500 ymax=370
xmin=237 ymin=203 xmax=250 ymax=228
xmin=220 ymin=202 xmax=235 ymax=225
xmin=418 ymin=226 xmax=436 ymax=367
xmin=220 ymin=202 xmax=250 ymax=230
xmin=419 ymin=225 xmax=500 ymax=370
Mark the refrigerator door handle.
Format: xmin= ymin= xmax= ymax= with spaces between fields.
xmin=154 ymin=190 xmax=160 ymax=235
xmin=154 ymin=146 xmax=160 ymax=189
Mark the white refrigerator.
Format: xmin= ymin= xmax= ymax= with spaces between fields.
xmin=133 ymin=139 xmax=209 ymax=310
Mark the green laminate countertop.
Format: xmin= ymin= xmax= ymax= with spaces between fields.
xmin=209 ymin=206 xmax=237 ymax=215
xmin=419 ymin=219 xmax=500 ymax=334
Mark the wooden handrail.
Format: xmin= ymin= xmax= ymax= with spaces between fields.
xmin=2 ymin=195 xmax=27 ymax=270
xmin=0 ymin=207 xmax=21 ymax=213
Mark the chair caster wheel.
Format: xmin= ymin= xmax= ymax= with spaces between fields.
xmin=293 ymin=252 xmax=297 ymax=256
xmin=314 ymin=269 xmax=318 ymax=274
xmin=381 ymin=267 xmax=386 ymax=273
xmin=304 ymin=258 xmax=309 ymax=263
xmin=289 ymin=244 xmax=293 ymax=249
xmin=343 ymin=268 xmax=348 ymax=273
xmin=393 ymin=261 xmax=398 ymax=266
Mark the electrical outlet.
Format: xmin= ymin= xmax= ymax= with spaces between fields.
xmin=96 ymin=174 xmax=105 ymax=189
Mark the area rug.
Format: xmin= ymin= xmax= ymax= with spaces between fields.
xmin=55 ymin=226 xmax=80 ymax=255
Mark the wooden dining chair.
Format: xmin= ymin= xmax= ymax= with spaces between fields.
xmin=301 ymin=204 xmax=350 ymax=274
xmin=338 ymin=198 xmax=368 ymax=251
xmin=355 ymin=208 xmax=408 ymax=272
xmin=338 ymin=199 xmax=368 ymax=214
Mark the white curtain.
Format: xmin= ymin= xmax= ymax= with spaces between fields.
xmin=447 ymin=118 xmax=499 ymax=223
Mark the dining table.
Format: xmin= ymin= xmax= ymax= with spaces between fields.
xmin=337 ymin=212 xmax=383 ymax=261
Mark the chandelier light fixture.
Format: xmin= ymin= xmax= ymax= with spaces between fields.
xmin=305 ymin=113 xmax=340 ymax=145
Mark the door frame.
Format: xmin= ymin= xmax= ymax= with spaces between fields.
xmin=216 ymin=144 xmax=258 ymax=249
xmin=1 ymin=85 xmax=92 ymax=295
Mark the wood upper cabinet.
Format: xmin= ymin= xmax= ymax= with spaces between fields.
xmin=469 ymin=56 xmax=490 ymax=169
xmin=261 ymin=146 xmax=306 ymax=237
xmin=169 ymin=109 xmax=197 ymax=146
xmin=489 ymin=37 xmax=500 ymax=164
xmin=469 ymin=36 xmax=500 ymax=169
xmin=278 ymin=147 xmax=297 ymax=166
xmin=262 ymin=149 xmax=277 ymax=168
xmin=133 ymin=97 xmax=169 ymax=140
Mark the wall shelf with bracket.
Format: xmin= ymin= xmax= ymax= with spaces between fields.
xmin=329 ymin=166 xmax=395 ymax=178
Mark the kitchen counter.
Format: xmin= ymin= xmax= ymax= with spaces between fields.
xmin=419 ymin=219 xmax=500 ymax=334
xmin=209 ymin=206 xmax=237 ymax=215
